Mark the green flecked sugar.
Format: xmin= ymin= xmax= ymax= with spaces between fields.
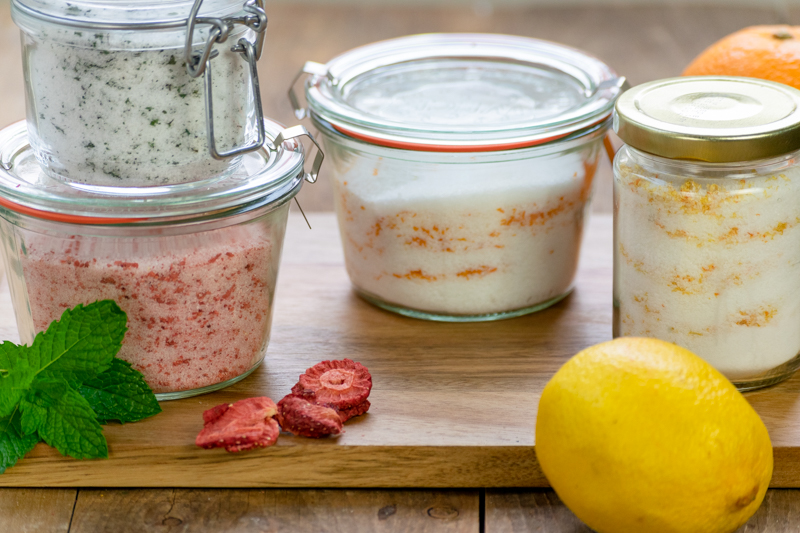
xmin=24 ymin=29 xmax=254 ymax=186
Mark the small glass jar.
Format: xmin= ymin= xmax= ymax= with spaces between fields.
xmin=11 ymin=0 xmax=267 ymax=187
xmin=613 ymin=76 xmax=800 ymax=390
xmin=0 ymin=119 xmax=321 ymax=399
xmin=291 ymin=34 xmax=624 ymax=322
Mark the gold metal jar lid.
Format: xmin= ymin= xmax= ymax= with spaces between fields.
xmin=614 ymin=76 xmax=800 ymax=162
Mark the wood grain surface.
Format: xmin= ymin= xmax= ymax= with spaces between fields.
xmin=0 ymin=489 xmax=77 ymax=533
xmin=4 ymin=487 xmax=800 ymax=532
xmin=485 ymin=489 xmax=800 ymax=533
xmin=0 ymin=212 xmax=800 ymax=488
xmin=486 ymin=490 xmax=592 ymax=533
xmin=68 ymin=489 xmax=478 ymax=533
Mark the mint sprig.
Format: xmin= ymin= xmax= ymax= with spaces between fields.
xmin=0 ymin=301 xmax=161 ymax=473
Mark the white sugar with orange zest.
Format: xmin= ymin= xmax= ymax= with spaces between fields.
xmin=330 ymin=146 xmax=600 ymax=318
xmin=614 ymin=157 xmax=800 ymax=382
xmin=613 ymin=76 xmax=800 ymax=390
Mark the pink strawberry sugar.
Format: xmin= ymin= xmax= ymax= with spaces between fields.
xmin=20 ymin=226 xmax=273 ymax=393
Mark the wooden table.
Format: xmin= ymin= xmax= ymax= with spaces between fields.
xmin=2 ymin=211 xmax=799 ymax=489
xmin=2 ymin=487 xmax=800 ymax=532
xmin=2 ymin=212 xmax=607 ymax=489
xmin=2 ymin=213 xmax=800 ymax=531
xmin=4 ymin=2 xmax=800 ymax=531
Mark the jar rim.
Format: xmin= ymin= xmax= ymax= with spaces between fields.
xmin=312 ymin=112 xmax=612 ymax=158
xmin=0 ymin=120 xmax=305 ymax=224
xmin=622 ymin=144 xmax=800 ymax=175
xmin=11 ymin=0 xmax=244 ymax=29
xmin=303 ymin=33 xmax=623 ymax=151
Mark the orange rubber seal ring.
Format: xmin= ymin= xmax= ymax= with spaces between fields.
xmin=334 ymin=125 xmax=570 ymax=152
xmin=0 ymin=195 xmax=147 ymax=225
xmin=332 ymin=115 xmax=610 ymax=153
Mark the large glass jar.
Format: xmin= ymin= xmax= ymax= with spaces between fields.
xmin=0 ymin=119 xmax=320 ymax=399
xmin=11 ymin=0 xmax=267 ymax=187
xmin=613 ymin=76 xmax=800 ymax=391
xmin=291 ymin=34 xmax=624 ymax=322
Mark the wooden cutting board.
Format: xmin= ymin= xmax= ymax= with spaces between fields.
xmin=1 ymin=213 xmax=799 ymax=488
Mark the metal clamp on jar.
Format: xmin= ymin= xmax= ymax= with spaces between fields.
xmin=12 ymin=0 xmax=268 ymax=186
xmin=613 ymin=76 xmax=800 ymax=390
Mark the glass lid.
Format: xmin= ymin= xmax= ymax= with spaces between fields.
xmin=0 ymin=120 xmax=305 ymax=224
xmin=11 ymin=0 xmax=243 ymax=26
xmin=301 ymin=33 xmax=624 ymax=151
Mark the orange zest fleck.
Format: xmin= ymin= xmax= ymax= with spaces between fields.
xmin=500 ymin=203 xmax=568 ymax=227
xmin=392 ymin=270 xmax=437 ymax=281
xmin=735 ymin=306 xmax=777 ymax=327
xmin=456 ymin=266 xmax=497 ymax=279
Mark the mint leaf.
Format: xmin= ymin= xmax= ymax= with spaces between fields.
xmin=20 ymin=398 xmax=47 ymax=436
xmin=0 ymin=343 xmax=36 ymax=418
xmin=79 ymin=359 xmax=161 ymax=424
xmin=0 ymin=411 xmax=38 ymax=474
xmin=0 ymin=300 xmax=126 ymax=418
xmin=20 ymin=379 xmax=69 ymax=435
xmin=21 ymin=379 xmax=107 ymax=459
xmin=31 ymin=300 xmax=127 ymax=386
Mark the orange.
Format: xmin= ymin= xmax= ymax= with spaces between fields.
xmin=683 ymin=25 xmax=800 ymax=89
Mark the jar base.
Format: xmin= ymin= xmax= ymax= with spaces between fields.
xmin=154 ymin=360 xmax=264 ymax=401
xmin=355 ymin=288 xmax=572 ymax=322
xmin=732 ymin=352 xmax=800 ymax=392
xmin=40 ymin=156 xmax=243 ymax=192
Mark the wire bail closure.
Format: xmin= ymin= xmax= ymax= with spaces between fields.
xmin=185 ymin=0 xmax=268 ymax=160
xmin=288 ymin=61 xmax=330 ymax=120
xmin=272 ymin=125 xmax=325 ymax=184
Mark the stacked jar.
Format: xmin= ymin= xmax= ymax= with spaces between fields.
xmin=613 ymin=76 xmax=800 ymax=391
xmin=0 ymin=0 xmax=322 ymax=399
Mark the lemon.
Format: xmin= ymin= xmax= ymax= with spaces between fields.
xmin=535 ymin=337 xmax=772 ymax=533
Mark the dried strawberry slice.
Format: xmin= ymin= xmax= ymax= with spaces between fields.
xmin=202 ymin=403 xmax=230 ymax=424
xmin=291 ymin=359 xmax=372 ymax=409
xmin=196 ymin=397 xmax=280 ymax=453
xmin=336 ymin=399 xmax=370 ymax=422
xmin=221 ymin=418 xmax=280 ymax=452
xmin=276 ymin=395 xmax=343 ymax=438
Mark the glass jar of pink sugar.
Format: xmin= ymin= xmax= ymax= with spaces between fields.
xmin=0 ymin=119 xmax=322 ymax=399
